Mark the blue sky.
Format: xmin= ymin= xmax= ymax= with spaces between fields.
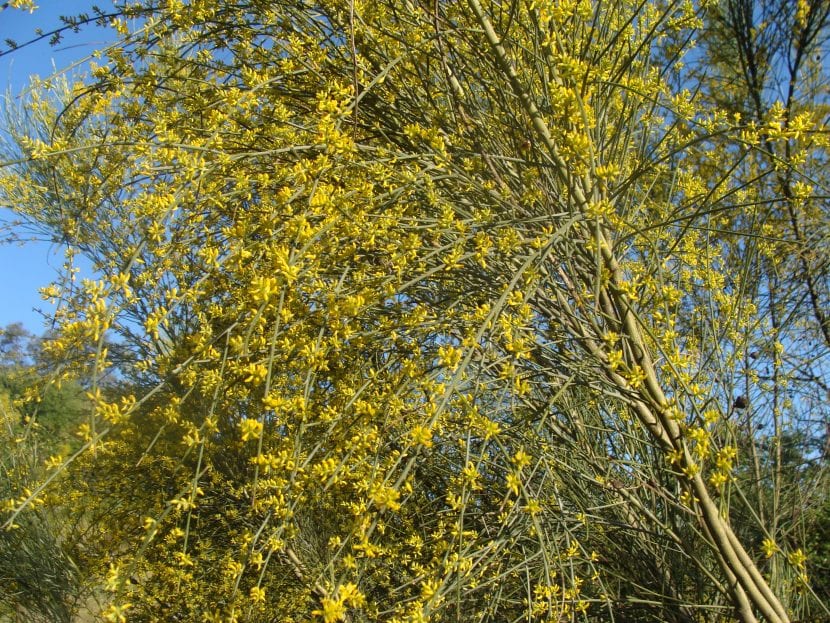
xmin=0 ymin=1 xmax=110 ymax=333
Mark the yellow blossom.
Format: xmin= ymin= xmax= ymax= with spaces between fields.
xmin=249 ymin=586 xmax=266 ymax=603
xmin=239 ymin=418 xmax=263 ymax=441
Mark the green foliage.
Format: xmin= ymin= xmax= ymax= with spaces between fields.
xmin=0 ymin=324 xmax=88 ymax=454
xmin=0 ymin=390 xmax=82 ymax=623
xmin=0 ymin=325 xmax=93 ymax=621
xmin=805 ymin=493 xmax=830 ymax=602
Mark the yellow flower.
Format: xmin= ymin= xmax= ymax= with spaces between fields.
xmin=174 ymin=551 xmax=194 ymax=567
xmin=679 ymin=490 xmax=697 ymax=507
xmin=239 ymin=418 xmax=263 ymax=441
xmin=437 ymin=344 xmax=462 ymax=370
xmin=338 ymin=582 xmax=365 ymax=607
xmin=104 ymin=563 xmax=121 ymax=592
xmin=461 ymin=461 xmax=481 ymax=489
xmin=8 ymin=0 xmax=37 ymax=13
xmin=524 ymin=498 xmax=542 ymax=516
xmin=481 ymin=418 xmax=501 ymax=440
xmin=409 ymin=424 xmax=433 ymax=448
xmin=506 ymin=471 xmax=521 ymax=496
xmin=249 ymin=585 xmax=266 ymax=603
xmin=103 ymin=603 xmax=132 ymax=623
xmin=313 ymin=596 xmax=346 ymax=623
xmin=626 ymin=364 xmax=646 ymax=389
xmin=762 ymin=538 xmax=778 ymax=559
xmin=682 ymin=461 xmax=699 ymax=478
xmin=370 ymin=484 xmax=401 ymax=512
xmin=421 ymin=578 xmax=441 ymax=602
xmin=606 ymin=349 xmax=624 ymax=371
xmin=709 ymin=470 xmax=728 ymax=489
xmin=512 ymin=448 xmax=531 ymax=470
xmin=787 ymin=548 xmax=807 ymax=569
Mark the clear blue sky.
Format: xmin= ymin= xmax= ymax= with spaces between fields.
xmin=0 ymin=1 xmax=111 ymax=334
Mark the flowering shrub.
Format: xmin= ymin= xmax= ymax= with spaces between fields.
xmin=1 ymin=0 xmax=828 ymax=621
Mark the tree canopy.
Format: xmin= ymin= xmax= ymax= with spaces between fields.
xmin=0 ymin=1 xmax=828 ymax=622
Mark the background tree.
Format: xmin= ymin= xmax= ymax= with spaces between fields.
xmin=0 ymin=324 xmax=90 ymax=622
xmin=0 ymin=1 xmax=828 ymax=622
xmin=689 ymin=0 xmax=830 ymax=607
